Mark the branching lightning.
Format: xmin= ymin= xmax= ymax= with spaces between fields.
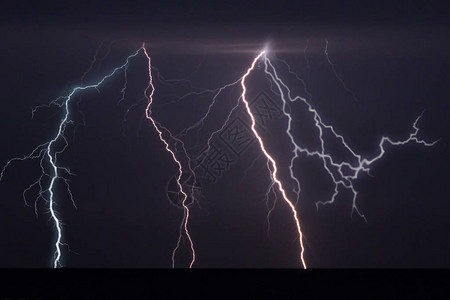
xmin=1 ymin=39 xmax=438 ymax=269
xmin=262 ymin=51 xmax=438 ymax=223
xmin=240 ymin=51 xmax=307 ymax=268
xmin=142 ymin=45 xmax=196 ymax=268
xmin=1 ymin=47 xmax=142 ymax=267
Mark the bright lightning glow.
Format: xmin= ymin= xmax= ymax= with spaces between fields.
xmin=240 ymin=50 xmax=307 ymax=269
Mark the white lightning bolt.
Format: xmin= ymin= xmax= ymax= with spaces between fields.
xmin=142 ymin=44 xmax=196 ymax=268
xmin=262 ymin=46 xmax=438 ymax=223
xmin=1 ymin=39 xmax=438 ymax=270
xmin=241 ymin=50 xmax=308 ymax=269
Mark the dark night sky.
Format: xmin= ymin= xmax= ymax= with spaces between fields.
xmin=1 ymin=1 xmax=450 ymax=270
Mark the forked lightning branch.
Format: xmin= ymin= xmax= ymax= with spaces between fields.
xmin=0 ymin=42 xmax=438 ymax=268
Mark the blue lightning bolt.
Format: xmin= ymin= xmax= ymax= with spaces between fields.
xmin=1 ymin=47 xmax=142 ymax=268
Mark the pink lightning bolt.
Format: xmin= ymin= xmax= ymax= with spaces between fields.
xmin=142 ymin=44 xmax=196 ymax=268
xmin=241 ymin=50 xmax=307 ymax=269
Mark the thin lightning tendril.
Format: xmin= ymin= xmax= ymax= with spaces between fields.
xmin=142 ymin=45 xmax=196 ymax=268
xmin=323 ymin=39 xmax=359 ymax=103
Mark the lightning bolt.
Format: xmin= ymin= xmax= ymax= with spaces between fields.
xmin=1 ymin=39 xmax=438 ymax=269
xmin=1 ymin=47 xmax=142 ymax=268
xmin=261 ymin=44 xmax=438 ymax=224
xmin=3 ymin=44 xmax=199 ymax=268
xmin=142 ymin=45 xmax=196 ymax=268
xmin=241 ymin=50 xmax=307 ymax=269
xmin=147 ymin=50 xmax=309 ymax=268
